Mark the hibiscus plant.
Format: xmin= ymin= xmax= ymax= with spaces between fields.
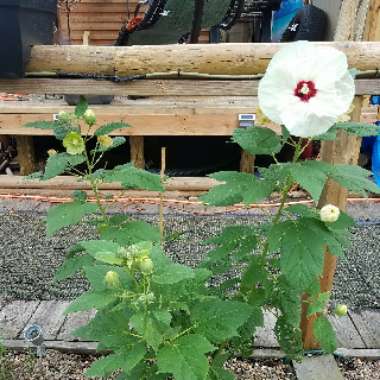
xmin=25 ymin=41 xmax=380 ymax=379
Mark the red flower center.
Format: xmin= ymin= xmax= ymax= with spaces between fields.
xmin=294 ymin=80 xmax=318 ymax=102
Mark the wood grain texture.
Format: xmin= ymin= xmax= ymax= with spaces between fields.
xmin=26 ymin=42 xmax=380 ymax=76
xmin=22 ymin=301 xmax=70 ymax=341
xmin=57 ymin=309 xmax=97 ymax=342
xmin=328 ymin=314 xmax=366 ymax=349
xmin=349 ymin=310 xmax=380 ymax=348
xmin=0 ymin=301 xmax=40 ymax=339
xmin=1 ymin=79 xmax=377 ymax=97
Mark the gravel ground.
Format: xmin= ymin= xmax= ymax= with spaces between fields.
xmin=1 ymin=351 xmax=379 ymax=380
xmin=0 ymin=350 xmax=296 ymax=380
xmin=0 ymin=201 xmax=379 ymax=308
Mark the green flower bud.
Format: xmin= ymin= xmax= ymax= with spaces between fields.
xmin=83 ymin=109 xmax=96 ymax=126
xmin=97 ymin=135 xmax=113 ymax=149
xmin=139 ymin=257 xmax=154 ymax=274
xmin=335 ymin=304 xmax=348 ymax=317
xmin=138 ymin=292 xmax=155 ymax=305
xmin=47 ymin=149 xmax=58 ymax=157
xmin=320 ymin=204 xmax=340 ymax=223
xmin=104 ymin=271 xmax=120 ymax=288
xmin=58 ymin=111 xmax=71 ymax=123
xmin=63 ymin=131 xmax=85 ymax=155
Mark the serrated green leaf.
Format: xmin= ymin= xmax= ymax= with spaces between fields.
xmin=65 ymin=290 xmax=117 ymax=313
xmin=94 ymin=137 xmax=127 ymax=153
xmin=86 ymin=343 xmax=146 ymax=377
xmin=24 ymin=120 xmax=57 ymax=130
xmin=285 ymin=204 xmax=318 ymax=218
xmin=192 ymin=299 xmax=253 ymax=343
xmin=99 ymin=164 xmax=164 ymax=191
xmin=307 ymin=292 xmax=330 ymax=317
xmin=130 ymin=310 xmax=172 ymax=351
xmin=336 ymin=122 xmax=380 ymax=137
xmin=47 ymin=201 xmax=97 ymax=236
xmin=75 ymin=96 xmax=88 ymax=117
xmin=157 ymin=334 xmax=215 ymax=380
xmin=233 ymin=126 xmax=283 ymax=155
xmin=98 ymin=217 xmax=160 ymax=246
xmin=95 ymin=122 xmax=131 ymax=136
xmin=43 ymin=153 xmax=86 ymax=180
xmin=209 ymin=352 xmax=235 ymax=380
xmin=313 ymin=315 xmax=337 ymax=354
xmin=79 ymin=240 xmax=123 ymax=265
xmin=275 ymin=315 xmax=303 ymax=360
xmin=201 ymin=171 xmax=274 ymax=206
xmin=269 ymin=219 xmax=326 ymax=291
xmin=151 ymin=248 xmax=195 ymax=285
xmin=54 ymin=254 xmax=94 ymax=281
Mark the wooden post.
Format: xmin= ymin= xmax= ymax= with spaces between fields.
xmin=301 ymin=96 xmax=364 ymax=349
xmin=16 ymin=136 xmax=38 ymax=176
xmin=240 ymin=151 xmax=255 ymax=173
xmin=130 ymin=136 xmax=145 ymax=169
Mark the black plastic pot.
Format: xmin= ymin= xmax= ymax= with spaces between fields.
xmin=0 ymin=0 xmax=57 ymax=78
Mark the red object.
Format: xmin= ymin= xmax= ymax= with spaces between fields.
xmin=127 ymin=16 xmax=143 ymax=32
xmin=301 ymin=139 xmax=314 ymax=159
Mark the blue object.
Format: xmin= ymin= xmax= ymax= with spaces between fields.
xmin=372 ymin=122 xmax=380 ymax=186
xmin=272 ymin=0 xmax=304 ymax=41
xmin=370 ymin=95 xmax=380 ymax=106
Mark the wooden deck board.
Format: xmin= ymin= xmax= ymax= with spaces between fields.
xmin=328 ymin=314 xmax=366 ymax=349
xmin=21 ymin=301 xmax=70 ymax=341
xmin=254 ymin=311 xmax=278 ymax=348
xmin=0 ymin=301 xmax=40 ymax=339
xmin=293 ymin=355 xmax=344 ymax=380
xmin=57 ymin=309 xmax=97 ymax=342
xmin=349 ymin=310 xmax=380 ymax=348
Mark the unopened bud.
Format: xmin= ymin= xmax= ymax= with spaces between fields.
xmin=320 ymin=204 xmax=340 ymax=223
xmin=83 ymin=109 xmax=96 ymax=125
xmin=47 ymin=149 xmax=57 ymax=157
xmin=104 ymin=271 xmax=120 ymax=288
xmin=139 ymin=257 xmax=154 ymax=274
xmin=97 ymin=135 xmax=113 ymax=149
xmin=335 ymin=304 xmax=348 ymax=317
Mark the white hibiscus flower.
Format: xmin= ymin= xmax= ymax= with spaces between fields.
xmin=258 ymin=41 xmax=355 ymax=138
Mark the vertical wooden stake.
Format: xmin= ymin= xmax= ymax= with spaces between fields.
xmin=159 ymin=147 xmax=166 ymax=245
xmin=16 ymin=136 xmax=38 ymax=176
xmin=240 ymin=151 xmax=255 ymax=173
xmin=301 ymin=96 xmax=364 ymax=349
xmin=130 ymin=136 xmax=145 ymax=169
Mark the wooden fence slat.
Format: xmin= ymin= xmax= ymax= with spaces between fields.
xmin=22 ymin=301 xmax=70 ymax=341
xmin=1 ymin=79 xmax=377 ymax=97
xmin=0 ymin=301 xmax=40 ymax=339
xmin=328 ymin=314 xmax=366 ymax=349
xmin=349 ymin=310 xmax=380 ymax=348
xmin=57 ymin=310 xmax=97 ymax=342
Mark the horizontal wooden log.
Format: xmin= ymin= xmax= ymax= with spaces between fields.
xmin=0 ymin=78 xmax=378 ymax=96
xmin=26 ymin=42 xmax=380 ymax=76
xmin=0 ymin=175 xmax=219 ymax=192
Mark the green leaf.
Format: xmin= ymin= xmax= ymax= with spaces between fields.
xmin=275 ymin=315 xmax=303 ymax=360
xmin=233 ymin=126 xmax=283 ymax=155
xmin=65 ymin=290 xmax=117 ymax=313
xmin=99 ymin=164 xmax=164 ymax=191
xmin=192 ymin=299 xmax=253 ymax=343
xmin=201 ymin=172 xmax=274 ymax=206
xmin=151 ymin=248 xmax=195 ymax=285
xmin=157 ymin=334 xmax=215 ymax=380
xmin=24 ymin=120 xmax=57 ymax=130
xmin=47 ymin=201 xmax=97 ymax=236
xmin=330 ymin=165 xmax=380 ymax=195
xmin=130 ymin=310 xmax=172 ymax=351
xmin=336 ymin=122 xmax=380 ymax=137
xmin=98 ymin=217 xmax=160 ymax=246
xmin=285 ymin=204 xmax=318 ymax=219
xmin=75 ymin=96 xmax=88 ymax=117
xmin=269 ymin=219 xmax=326 ymax=291
xmin=313 ymin=315 xmax=337 ymax=354
xmin=240 ymin=255 xmax=268 ymax=295
xmin=94 ymin=137 xmax=127 ymax=153
xmin=43 ymin=153 xmax=86 ymax=180
xmin=86 ymin=343 xmax=146 ymax=377
xmin=209 ymin=352 xmax=235 ymax=380
xmin=79 ymin=240 xmax=123 ymax=265
xmin=95 ymin=122 xmax=131 ymax=136
xmin=54 ymin=254 xmax=94 ymax=281
xmin=307 ymin=292 xmax=330 ymax=317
